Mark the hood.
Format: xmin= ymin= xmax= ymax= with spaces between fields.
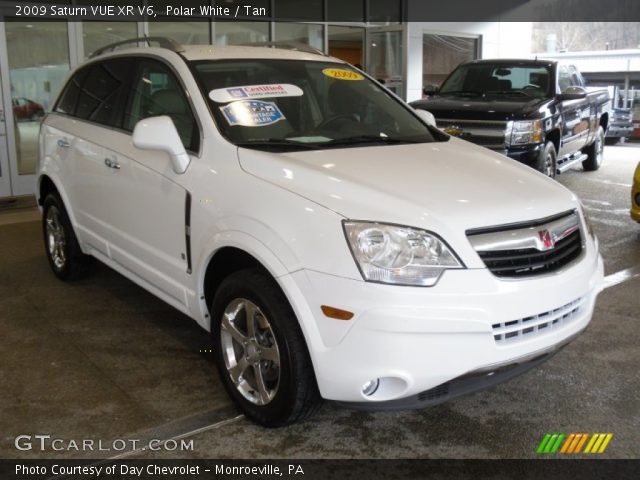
xmin=411 ymin=94 xmax=548 ymax=121
xmin=237 ymin=138 xmax=578 ymax=238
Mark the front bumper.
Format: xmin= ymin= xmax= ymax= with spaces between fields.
xmin=280 ymin=246 xmax=604 ymax=405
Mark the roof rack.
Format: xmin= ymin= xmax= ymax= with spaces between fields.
xmin=89 ymin=37 xmax=184 ymax=58
xmin=241 ymin=41 xmax=327 ymax=56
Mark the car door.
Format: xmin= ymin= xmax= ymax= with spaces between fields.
xmin=52 ymin=59 xmax=131 ymax=256
xmin=557 ymin=65 xmax=589 ymax=157
xmin=98 ymin=57 xmax=199 ymax=308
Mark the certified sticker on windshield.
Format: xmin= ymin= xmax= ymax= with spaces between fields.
xmin=322 ymin=68 xmax=364 ymax=81
xmin=220 ymin=100 xmax=286 ymax=127
xmin=209 ymin=84 xmax=303 ymax=103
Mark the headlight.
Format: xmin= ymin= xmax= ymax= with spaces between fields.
xmin=343 ymin=221 xmax=464 ymax=286
xmin=510 ymin=119 xmax=543 ymax=145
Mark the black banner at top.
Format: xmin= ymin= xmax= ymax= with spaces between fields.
xmin=1 ymin=0 xmax=640 ymax=22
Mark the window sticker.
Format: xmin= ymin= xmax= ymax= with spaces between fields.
xmin=220 ymin=100 xmax=286 ymax=127
xmin=322 ymin=68 xmax=364 ymax=81
xmin=209 ymin=84 xmax=303 ymax=103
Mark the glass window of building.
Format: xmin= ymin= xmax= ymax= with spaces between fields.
xmin=5 ymin=21 xmax=70 ymax=176
xmin=148 ymin=22 xmax=211 ymax=45
xmin=82 ymin=22 xmax=138 ymax=58
xmin=328 ymin=26 xmax=364 ymax=68
xmin=213 ymin=22 xmax=269 ymax=45
xmin=422 ymin=34 xmax=479 ymax=90
xmin=274 ymin=23 xmax=324 ymax=51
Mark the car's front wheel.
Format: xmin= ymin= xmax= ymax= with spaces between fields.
xmin=535 ymin=141 xmax=557 ymax=178
xmin=210 ymin=269 xmax=321 ymax=427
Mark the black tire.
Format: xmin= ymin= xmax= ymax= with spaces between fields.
xmin=583 ymin=126 xmax=605 ymax=171
xmin=210 ymin=268 xmax=321 ymax=427
xmin=42 ymin=193 xmax=93 ymax=280
xmin=604 ymin=137 xmax=619 ymax=146
xmin=535 ymin=141 xmax=557 ymax=178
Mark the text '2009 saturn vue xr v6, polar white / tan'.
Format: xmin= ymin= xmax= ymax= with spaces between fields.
xmin=36 ymin=38 xmax=604 ymax=427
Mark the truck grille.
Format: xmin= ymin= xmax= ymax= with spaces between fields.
xmin=437 ymin=118 xmax=510 ymax=150
xmin=492 ymin=298 xmax=582 ymax=344
xmin=467 ymin=210 xmax=584 ymax=277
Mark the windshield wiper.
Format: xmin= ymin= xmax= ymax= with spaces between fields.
xmin=320 ymin=135 xmax=427 ymax=148
xmin=235 ymin=138 xmax=320 ymax=151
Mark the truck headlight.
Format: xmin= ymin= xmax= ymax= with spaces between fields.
xmin=510 ymin=119 xmax=543 ymax=145
xmin=343 ymin=221 xmax=464 ymax=286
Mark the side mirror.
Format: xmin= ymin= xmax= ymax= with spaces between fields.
xmin=560 ymin=86 xmax=587 ymax=100
xmin=414 ymin=108 xmax=437 ymax=128
xmin=423 ymin=84 xmax=439 ymax=95
xmin=132 ymin=116 xmax=190 ymax=174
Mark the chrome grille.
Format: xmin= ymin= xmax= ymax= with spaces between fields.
xmin=437 ymin=118 xmax=510 ymax=149
xmin=492 ymin=298 xmax=582 ymax=344
xmin=467 ymin=210 xmax=584 ymax=277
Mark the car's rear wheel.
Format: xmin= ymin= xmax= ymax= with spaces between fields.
xmin=42 ymin=193 xmax=92 ymax=280
xmin=210 ymin=268 xmax=321 ymax=427
xmin=583 ymin=126 xmax=604 ymax=171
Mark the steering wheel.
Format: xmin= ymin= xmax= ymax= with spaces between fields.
xmin=522 ymin=84 xmax=541 ymax=90
xmin=317 ymin=114 xmax=359 ymax=130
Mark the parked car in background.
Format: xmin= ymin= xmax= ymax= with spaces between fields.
xmin=12 ymin=97 xmax=45 ymax=121
xmin=411 ymin=59 xmax=610 ymax=178
xmin=37 ymin=40 xmax=604 ymax=426
xmin=605 ymin=107 xmax=633 ymax=145
xmin=632 ymin=162 xmax=640 ymax=222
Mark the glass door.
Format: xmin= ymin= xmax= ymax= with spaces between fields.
xmin=0 ymin=21 xmax=70 ymax=197
xmin=366 ymin=27 xmax=404 ymax=98
xmin=0 ymin=66 xmax=10 ymax=197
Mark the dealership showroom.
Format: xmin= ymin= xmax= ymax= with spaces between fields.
xmin=1 ymin=0 xmax=639 ymax=469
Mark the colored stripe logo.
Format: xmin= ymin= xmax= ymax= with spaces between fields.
xmin=537 ymin=433 xmax=613 ymax=454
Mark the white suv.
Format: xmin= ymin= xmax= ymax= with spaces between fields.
xmin=37 ymin=38 xmax=604 ymax=426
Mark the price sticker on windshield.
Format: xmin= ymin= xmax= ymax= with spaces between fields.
xmin=322 ymin=68 xmax=364 ymax=81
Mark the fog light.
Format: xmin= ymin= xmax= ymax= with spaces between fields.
xmin=362 ymin=378 xmax=380 ymax=397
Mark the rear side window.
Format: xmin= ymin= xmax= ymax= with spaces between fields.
xmin=75 ymin=59 xmax=131 ymax=127
xmin=55 ymin=68 xmax=89 ymax=115
xmin=124 ymin=58 xmax=199 ymax=152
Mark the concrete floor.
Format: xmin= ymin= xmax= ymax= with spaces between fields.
xmin=0 ymin=145 xmax=638 ymax=460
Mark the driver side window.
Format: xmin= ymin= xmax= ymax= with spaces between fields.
xmin=558 ymin=66 xmax=572 ymax=92
xmin=124 ymin=58 xmax=199 ymax=152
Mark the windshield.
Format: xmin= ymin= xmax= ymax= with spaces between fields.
xmin=439 ymin=63 xmax=552 ymax=99
xmin=192 ymin=59 xmax=442 ymax=151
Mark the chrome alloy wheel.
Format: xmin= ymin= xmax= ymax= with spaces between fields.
xmin=220 ymin=298 xmax=281 ymax=405
xmin=45 ymin=206 xmax=66 ymax=270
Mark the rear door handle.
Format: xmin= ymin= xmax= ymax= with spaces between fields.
xmin=57 ymin=139 xmax=70 ymax=148
xmin=104 ymin=157 xmax=121 ymax=170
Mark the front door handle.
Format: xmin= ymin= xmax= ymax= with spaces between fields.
xmin=57 ymin=138 xmax=70 ymax=148
xmin=104 ymin=157 xmax=121 ymax=170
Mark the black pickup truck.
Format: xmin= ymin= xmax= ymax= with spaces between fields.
xmin=411 ymin=59 xmax=610 ymax=177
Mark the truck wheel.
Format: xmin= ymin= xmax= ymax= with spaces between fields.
xmin=42 ymin=193 xmax=93 ymax=280
xmin=535 ymin=142 xmax=557 ymax=178
xmin=210 ymin=268 xmax=321 ymax=427
xmin=583 ymin=126 xmax=604 ymax=171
